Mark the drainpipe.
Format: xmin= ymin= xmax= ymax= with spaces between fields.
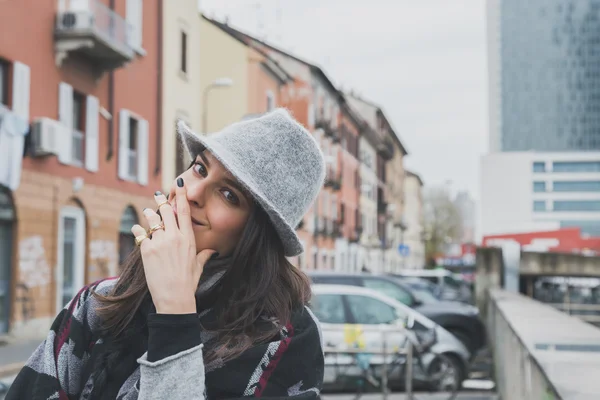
xmin=155 ymin=0 xmax=163 ymax=177
xmin=106 ymin=0 xmax=116 ymax=161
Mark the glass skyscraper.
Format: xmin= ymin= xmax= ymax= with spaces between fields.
xmin=488 ymin=0 xmax=600 ymax=152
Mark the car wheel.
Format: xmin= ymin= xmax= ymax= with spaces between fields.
xmin=427 ymin=353 xmax=464 ymax=393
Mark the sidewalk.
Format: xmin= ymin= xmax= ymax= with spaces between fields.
xmin=323 ymin=393 xmax=498 ymax=400
xmin=0 ymin=339 xmax=41 ymax=378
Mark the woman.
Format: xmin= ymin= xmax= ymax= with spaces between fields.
xmin=7 ymin=109 xmax=326 ymax=399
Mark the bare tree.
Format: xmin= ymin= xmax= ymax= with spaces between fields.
xmin=423 ymin=186 xmax=463 ymax=265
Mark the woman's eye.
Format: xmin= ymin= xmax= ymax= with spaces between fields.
xmin=222 ymin=190 xmax=239 ymax=205
xmin=193 ymin=162 xmax=207 ymax=177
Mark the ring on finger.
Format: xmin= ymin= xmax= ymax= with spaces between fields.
xmin=147 ymin=223 xmax=165 ymax=235
xmin=156 ymin=200 xmax=170 ymax=209
xmin=135 ymin=234 xmax=149 ymax=247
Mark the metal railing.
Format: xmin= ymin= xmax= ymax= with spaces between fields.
xmin=56 ymin=0 xmax=134 ymax=58
xmin=321 ymin=325 xmax=414 ymax=399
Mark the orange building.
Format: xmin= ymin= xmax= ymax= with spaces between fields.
xmin=0 ymin=0 xmax=161 ymax=337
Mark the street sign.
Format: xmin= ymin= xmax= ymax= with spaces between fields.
xmin=398 ymin=244 xmax=410 ymax=257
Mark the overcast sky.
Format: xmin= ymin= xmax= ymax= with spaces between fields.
xmin=200 ymin=0 xmax=489 ymax=204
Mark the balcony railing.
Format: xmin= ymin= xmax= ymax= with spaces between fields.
xmin=315 ymin=117 xmax=338 ymax=139
xmin=378 ymin=201 xmax=389 ymax=214
xmin=55 ymin=0 xmax=134 ymax=71
xmin=324 ymin=169 xmax=341 ymax=191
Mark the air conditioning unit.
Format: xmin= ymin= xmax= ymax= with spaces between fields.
xmin=57 ymin=11 xmax=91 ymax=31
xmin=31 ymin=118 xmax=63 ymax=157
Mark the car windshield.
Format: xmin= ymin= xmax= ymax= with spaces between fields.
xmin=410 ymin=286 xmax=440 ymax=304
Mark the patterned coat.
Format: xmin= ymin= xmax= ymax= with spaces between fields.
xmin=6 ymin=278 xmax=325 ymax=399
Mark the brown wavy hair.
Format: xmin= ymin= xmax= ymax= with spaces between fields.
xmin=93 ymin=203 xmax=312 ymax=364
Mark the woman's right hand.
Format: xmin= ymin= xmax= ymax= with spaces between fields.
xmin=131 ymin=179 xmax=217 ymax=314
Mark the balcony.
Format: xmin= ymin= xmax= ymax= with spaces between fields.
xmin=377 ymin=138 xmax=394 ymax=161
xmin=315 ymin=117 xmax=337 ymax=139
xmin=324 ymin=169 xmax=341 ymax=191
xmin=331 ymin=221 xmax=343 ymax=238
xmin=377 ymin=201 xmax=389 ymax=214
xmin=55 ymin=0 xmax=134 ymax=72
xmin=349 ymin=226 xmax=363 ymax=243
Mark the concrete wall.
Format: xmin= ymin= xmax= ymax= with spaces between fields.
xmin=487 ymin=288 xmax=600 ymax=399
xmin=520 ymin=251 xmax=600 ymax=277
xmin=162 ymin=0 xmax=203 ymax=191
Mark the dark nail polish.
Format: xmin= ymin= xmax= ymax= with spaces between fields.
xmin=210 ymin=252 xmax=220 ymax=260
xmin=177 ymin=178 xmax=184 ymax=187
xmin=154 ymin=191 xmax=162 ymax=197
xmin=166 ymin=193 xmax=169 ymax=200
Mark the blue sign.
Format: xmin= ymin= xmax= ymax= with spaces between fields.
xmin=398 ymin=244 xmax=410 ymax=257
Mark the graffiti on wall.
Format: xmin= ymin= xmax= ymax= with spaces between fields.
xmin=19 ymin=236 xmax=51 ymax=288
xmin=17 ymin=235 xmax=51 ymax=321
xmin=90 ymin=240 xmax=117 ymax=277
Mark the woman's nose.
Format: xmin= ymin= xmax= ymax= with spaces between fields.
xmin=184 ymin=178 xmax=206 ymax=207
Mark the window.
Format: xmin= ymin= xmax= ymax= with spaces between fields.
xmin=560 ymin=220 xmax=600 ymax=236
xmin=180 ymin=31 xmax=187 ymax=74
xmin=128 ymin=117 xmax=138 ymax=178
xmin=533 ymin=162 xmax=546 ymax=173
xmin=346 ymin=295 xmax=399 ymax=325
xmin=310 ymin=294 xmax=346 ymax=324
xmin=340 ymin=203 xmax=345 ymax=224
xmin=57 ymin=206 xmax=86 ymax=311
xmin=0 ymin=189 xmax=15 ymax=334
xmin=553 ymin=200 xmax=600 ymax=212
xmin=533 ymin=181 xmax=546 ymax=192
xmin=71 ymin=91 xmax=85 ymax=166
xmin=118 ymin=110 xmax=149 ymax=185
xmin=266 ymin=90 xmax=275 ymax=111
xmin=362 ymin=278 xmax=414 ymax=306
xmin=533 ymin=201 xmax=546 ymax=212
xmin=553 ymin=181 xmax=600 ymax=192
xmin=552 ymin=161 xmax=600 ymax=173
xmin=0 ymin=60 xmax=8 ymax=106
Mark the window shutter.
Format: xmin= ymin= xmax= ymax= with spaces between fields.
xmin=127 ymin=0 xmax=143 ymax=49
xmin=118 ymin=110 xmax=130 ymax=180
xmin=85 ymin=95 xmax=99 ymax=172
xmin=7 ymin=61 xmax=30 ymax=190
xmin=58 ymin=82 xmax=73 ymax=164
xmin=137 ymin=118 xmax=149 ymax=185
xmin=12 ymin=61 xmax=30 ymax=121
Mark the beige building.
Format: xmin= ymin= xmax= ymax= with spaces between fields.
xmin=403 ymin=170 xmax=425 ymax=269
xmin=383 ymin=119 xmax=408 ymax=273
xmin=199 ymin=16 xmax=248 ymax=133
xmin=161 ymin=0 xmax=204 ymax=191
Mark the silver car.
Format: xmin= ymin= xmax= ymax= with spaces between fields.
xmin=310 ymin=284 xmax=471 ymax=391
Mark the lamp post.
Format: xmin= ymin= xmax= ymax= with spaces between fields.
xmin=202 ymin=77 xmax=233 ymax=133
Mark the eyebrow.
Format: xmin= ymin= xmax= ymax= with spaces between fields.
xmin=198 ymin=152 xmax=251 ymax=202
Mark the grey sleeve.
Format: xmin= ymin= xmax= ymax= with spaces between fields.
xmin=136 ymin=343 xmax=206 ymax=399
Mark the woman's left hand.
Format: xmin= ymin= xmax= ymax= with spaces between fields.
xmin=131 ymin=179 xmax=217 ymax=314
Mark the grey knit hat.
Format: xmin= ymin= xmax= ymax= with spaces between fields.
xmin=176 ymin=108 xmax=326 ymax=257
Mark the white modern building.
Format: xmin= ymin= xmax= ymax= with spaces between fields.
xmin=481 ymin=152 xmax=600 ymax=238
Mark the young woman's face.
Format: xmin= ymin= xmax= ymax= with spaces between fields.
xmin=168 ymin=151 xmax=253 ymax=257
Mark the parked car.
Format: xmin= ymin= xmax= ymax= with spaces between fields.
xmin=392 ymin=269 xmax=473 ymax=304
xmin=308 ymin=271 xmax=485 ymax=355
xmin=310 ymin=284 xmax=471 ymax=391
